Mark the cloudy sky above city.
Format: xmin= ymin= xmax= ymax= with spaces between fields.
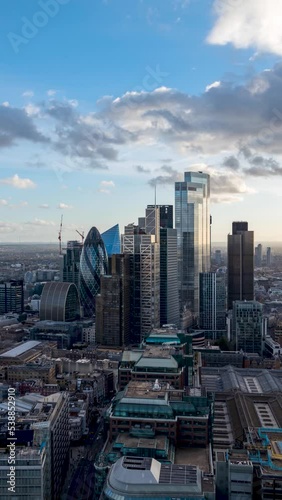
xmin=1 ymin=0 xmax=282 ymax=243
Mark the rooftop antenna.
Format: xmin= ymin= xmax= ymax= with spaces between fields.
xmin=58 ymin=215 xmax=63 ymax=255
xmin=76 ymin=230 xmax=84 ymax=244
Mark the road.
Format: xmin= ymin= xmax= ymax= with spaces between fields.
xmin=62 ymin=421 xmax=105 ymax=500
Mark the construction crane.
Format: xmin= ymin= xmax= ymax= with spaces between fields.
xmin=76 ymin=230 xmax=84 ymax=244
xmin=58 ymin=215 xmax=63 ymax=255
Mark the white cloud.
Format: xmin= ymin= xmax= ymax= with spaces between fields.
xmin=0 ymin=199 xmax=8 ymax=206
xmin=39 ymin=203 xmax=50 ymax=209
xmin=68 ymin=99 xmax=79 ymax=108
xmin=207 ymin=0 xmax=282 ymax=56
xmin=57 ymin=203 xmax=72 ymax=209
xmin=2 ymin=101 xmax=9 ymax=107
xmin=0 ymin=174 xmax=36 ymax=189
xmin=25 ymin=103 xmax=40 ymax=116
xmin=100 ymin=180 xmax=115 ymax=187
xmin=0 ymin=221 xmax=18 ymax=233
xmin=47 ymin=89 xmax=57 ymax=96
xmin=25 ymin=219 xmax=55 ymax=226
xmin=205 ymin=81 xmax=221 ymax=92
xmin=98 ymin=189 xmax=110 ymax=195
xmin=22 ymin=90 xmax=34 ymax=97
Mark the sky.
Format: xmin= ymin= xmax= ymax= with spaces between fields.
xmin=1 ymin=0 xmax=282 ymax=243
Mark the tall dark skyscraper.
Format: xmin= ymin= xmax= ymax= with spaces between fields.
xmin=60 ymin=240 xmax=83 ymax=288
xmin=160 ymin=227 xmax=179 ymax=327
xmin=266 ymin=247 xmax=272 ymax=267
xmin=0 ymin=280 xmax=24 ymax=314
xmin=227 ymin=221 xmax=254 ymax=310
xmin=175 ymin=172 xmax=210 ymax=325
xmin=96 ymin=254 xmax=130 ymax=346
xmin=79 ymin=227 xmax=108 ymax=317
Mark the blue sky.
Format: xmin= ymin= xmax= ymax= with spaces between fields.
xmin=1 ymin=0 xmax=282 ymax=243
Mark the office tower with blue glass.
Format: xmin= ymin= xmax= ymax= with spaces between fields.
xmin=227 ymin=221 xmax=254 ymax=310
xmin=199 ymin=272 xmax=226 ymax=332
xmin=175 ymin=172 xmax=210 ymax=326
xmin=101 ymin=224 xmax=121 ymax=257
xmin=79 ymin=227 xmax=108 ymax=317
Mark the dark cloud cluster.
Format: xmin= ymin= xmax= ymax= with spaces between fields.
xmin=0 ymin=105 xmax=48 ymax=147
xmin=3 ymin=63 xmax=282 ymax=188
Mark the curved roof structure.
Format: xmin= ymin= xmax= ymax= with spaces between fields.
xmin=79 ymin=226 xmax=108 ymax=317
xmin=40 ymin=282 xmax=80 ymax=322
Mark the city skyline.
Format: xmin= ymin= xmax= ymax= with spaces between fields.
xmin=1 ymin=1 xmax=282 ymax=243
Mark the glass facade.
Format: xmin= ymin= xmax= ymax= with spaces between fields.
xmin=80 ymin=226 xmax=108 ymax=317
xmin=175 ymin=172 xmax=210 ymax=316
xmin=40 ymin=281 xmax=80 ymax=322
xmin=232 ymin=300 xmax=263 ymax=355
xmin=101 ymin=224 xmax=121 ymax=257
xmin=60 ymin=240 xmax=83 ymax=287
xmin=160 ymin=228 xmax=179 ymax=327
xmin=199 ymin=272 xmax=226 ymax=330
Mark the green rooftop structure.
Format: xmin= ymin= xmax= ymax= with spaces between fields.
xmin=109 ymin=380 xmax=214 ymax=448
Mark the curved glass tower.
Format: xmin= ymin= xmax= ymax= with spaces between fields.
xmin=79 ymin=227 xmax=108 ymax=317
xmin=101 ymin=224 xmax=121 ymax=257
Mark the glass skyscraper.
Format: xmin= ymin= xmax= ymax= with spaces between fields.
xmin=199 ymin=272 xmax=226 ymax=331
xmin=101 ymin=224 xmax=121 ymax=257
xmin=79 ymin=227 xmax=108 ymax=317
xmin=175 ymin=172 xmax=210 ymax=321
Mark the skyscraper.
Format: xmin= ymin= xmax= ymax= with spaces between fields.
xmin=0 ymin=280 xmax=24 ymax=315
xmin=101 ymin=224 xmax=121 ymax=257
xmin=175 ymin=172 xmax=210 ymax=323
xmin=96 ymin=254 xmax=130 ymax=346
xmin=122 ymin=209 xmax=160 ymax=342
xmin=255 ymin=243 xmax=262 ymax=267
xmin=79 ymin=227 xmax=108 ymax=317
xmin=159 ymin=227 xmax=179 ymax=327
xmin=60 ymin=240 xmax=83 ymax=288
xmin=232 ymin=301 xmax=263 ymax=355
xmin=266 ymin=247 xmax=272 ymax=267
xmin=199 ymin=272 xmax=226 ymax=331
xmin=147 ymin=204 xmax=173 ymax=229
xmin=227 ymin=221 xmax=254 ymax=310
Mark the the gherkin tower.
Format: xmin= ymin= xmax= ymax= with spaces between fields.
xmin=79 ymin=227 xmax=108 ymax=317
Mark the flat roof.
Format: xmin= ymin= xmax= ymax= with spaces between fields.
xmin=124 ymin=381 xmax=167 ymax=400
xmin=0 ymin=341 xmax=41 ymax=358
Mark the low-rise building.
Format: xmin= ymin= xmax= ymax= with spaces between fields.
xmin=108 ymin=380 xmax=213 ymax=448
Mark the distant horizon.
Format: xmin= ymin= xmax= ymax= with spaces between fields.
xmin=1 ymin=240 xmax=282 ymax=249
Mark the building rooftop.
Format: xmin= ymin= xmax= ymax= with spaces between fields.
xmin=124 ymin=381 xmax=168 ymax=400
xmin=0 ymin=340 xmax=41 ymax=358
xmin=135 ymin=356 xmax=178 ymax=370
xmin=201 ymin=365 xmax=282 ymax=394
